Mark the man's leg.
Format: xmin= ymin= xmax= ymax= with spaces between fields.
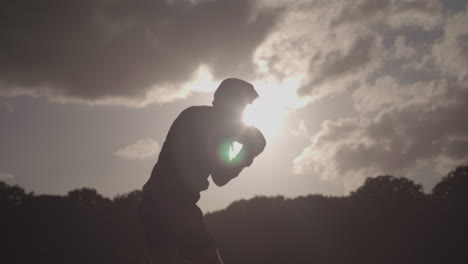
xmin=149 ymin=243 xmax=184 ymax=264
xmin=175 ymin=201 xmax=223 ymax=264
xmin=139 ymin=192 xmax=184 ymax=264
xmin=182 ymin=247 xmax=223 ymax=264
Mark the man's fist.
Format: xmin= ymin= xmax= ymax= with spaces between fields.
xmin=239 ymin=127 xmax=266 ymax=162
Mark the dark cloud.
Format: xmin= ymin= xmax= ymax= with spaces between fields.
xmin=457 ymin=33 xmax=468 ymax=59
xmin=298 ymin=34 xmax=377 ymax=96
xmin=330 ymin=0 xmax=390 ymax=28
xmin=316 ymin=35 xmax=376 ymax=83
xmin=0 ymin=0 xmax=282 ymax=104
xmin=433 ymin=9 xmax=468 ymax=84
xmin=336 ymin=90 xmax=468 ymax=174
xmin=294 ymin=76 xmax=468 ymax=188
xmin=331 ymin=0 xmax=442 ymax=30
xmin=443 ymin=0 xmax=468 ymax=13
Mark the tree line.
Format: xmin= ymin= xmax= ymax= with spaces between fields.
xmin=1 ymin=165 xmax=467 ymax=264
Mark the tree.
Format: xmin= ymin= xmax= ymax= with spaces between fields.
xmin=67 ymin=187 xmax=109 ymax=208
xmin=432 ymin=165 xmax=468 ymax=202
xmin=351 ymin=175 xmax=424 ymax=201
xmin=0 ymin=181 xmax=30 ymax=207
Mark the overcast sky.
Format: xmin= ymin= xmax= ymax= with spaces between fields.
xmin=1 ymin=0 xmax=468 ymax=212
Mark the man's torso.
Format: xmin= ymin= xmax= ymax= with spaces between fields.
xmin=144 ymin=105 xmax=233 ymax=202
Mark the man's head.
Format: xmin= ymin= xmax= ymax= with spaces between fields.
xmin=212 ymin=78 xmax=258 ymax=118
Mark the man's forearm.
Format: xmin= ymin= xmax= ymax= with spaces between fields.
xmin=211 ymin=163 xmax=245 ymax=186
xmin=238 ymin=127 xmax=266 ymax=157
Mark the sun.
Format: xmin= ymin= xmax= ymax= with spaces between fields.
xmin=242 ymin=98 xmax=282 ymax=137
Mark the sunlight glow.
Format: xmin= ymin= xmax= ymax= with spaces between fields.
xmin=182 ymin=66 xmax=308 ymax=140
xmin=185 ymin=65 xmax=217 ymax=93
xmin=242 ymin=77 xmax=305 ymax=137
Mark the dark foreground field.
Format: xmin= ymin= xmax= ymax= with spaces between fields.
xmin=2 ymin=166 xmax=467 ymax=264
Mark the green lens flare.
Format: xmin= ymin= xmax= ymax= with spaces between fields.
xmin=218 ymin=140 xmax=245 ymax=165
xmin=229 ymin=141 xmax=243 ymax=161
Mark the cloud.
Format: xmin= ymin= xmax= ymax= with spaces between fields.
xmin=291 ymin=120 xmax=309 ymax=137
xmin=294 ymin=76 xmax=468 ymax=190
xmin=114 ymin=138 xmax=160 ymax=160
xmin=0 ymin=0 xmax=283 ymax=106
xmin=330 ymin=0 xmax=443 ymax=30
xmin=393 ymin=35 xmax=417 ymax=60
xmin=252 ymin=0 xmax=390 ymax=104
xmin=352 ymin=76 xmax=448 ymax=113
xmin=0 ymin=172 xmax=15 ymax=181
xmin=298 ymin=34 xmax=380 ymax=97
xmin=433 ymin=9 xmax=468 ymax=86
xmin=250 ymin=0 xmax=454 ymax=106
xmin=292 ymin=1 xmax=468 ymax=190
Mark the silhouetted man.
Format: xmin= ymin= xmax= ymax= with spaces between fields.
xmin=139 ymin=78 xmax=266 ymax=264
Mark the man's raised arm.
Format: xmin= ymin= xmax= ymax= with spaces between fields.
xmin=210 ymin=127 xmax=266 ymax=186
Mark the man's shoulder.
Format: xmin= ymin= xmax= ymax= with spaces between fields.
xmin=178 ymin=105 xmax=214 ymax=119
xmin=170 ymin=105 xmax=214 ymax=129
xmin=182 ymin=105 xmax=213 ymax=113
